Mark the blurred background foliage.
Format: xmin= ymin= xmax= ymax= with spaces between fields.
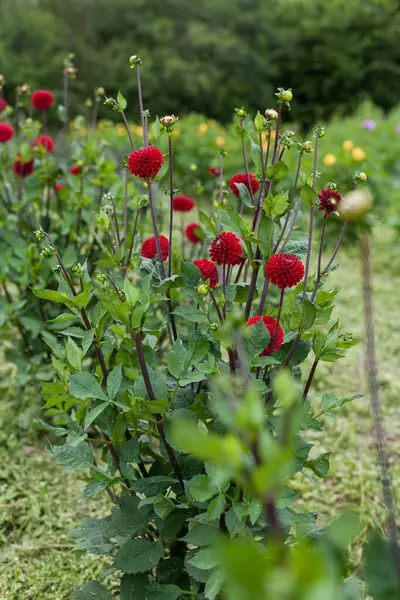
xmin=1 ymin=0 xmax=400 ymax=129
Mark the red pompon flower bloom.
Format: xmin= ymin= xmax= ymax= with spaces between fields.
xmin=141 ymin=235 xmax=169 ymax=261
xmin=0 ymin=98 xmax=8 ymax=114
xmin=0 ymin=122 xmax=14 ymax=143
xmin=173 ymin=195 xmax=195 ymax=212
xmin=32 ymin=135 xmax=54 ymax=152
xmin=31 ymin=90 xmax=54 ymax=111
xmin=69 ymin=165 xmax=81 ymax=176
xmin=265 ymin=253 xmax=305 ymax=289
xmin=193 ymin=259 xmax=219 ymax=288
xmin=128 ymin=146 xmax=164 ymax=179
xmin=209 ymin=231 xmax=243 ymax=265
xmin=55 ymin=184 xmax=64 ymax=192
xmin=317 ymin=189 xmax=343 ymax=215
xmin=246 ymin=315 xmax=285 ymax=355
xmin=207 ymin=166 xmax=221 ymax=177
xmin=229 ymin=173 xmax=260 ymax=197
xmin=185 ymin=222 xmax=202 ymax=244
xmin=13 ymin=154 xmax=34 ymax=178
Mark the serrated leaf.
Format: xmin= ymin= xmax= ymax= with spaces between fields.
xmin=305 ymin=452 xmax=330 ymax=477
xmin=266 ymin=161 xmax=289 ymax=180
xmin=33 ymin=288 xmax=73 ymax=307
xmin=66 ymin=336 xmax=83 ymax=371
xmin=75 ymin=580 xmax=112 ymax=600
xmin=84 ymin=402 xmax=109 ymax=431
xmin=69 ymin=372 xmax=109 ymax=401
xmin=300 ymin=183 xmax=317 ymax=205
xmin=53 ymin=442 xmax=93 ymax=470
xmin=245 ymin=318 xmax=270 ymax=358
xmin=113 ymin=539 xmax=163 ymax=574
xmin=124 ymin=278 xmax=140 ymax=308
xmin=107 ymin=364 xmax=123 ymax=400
xmin=199 ymin=211 xmax=216 ymax=238
xmin=234 ymin=182 xmax=253 ymax=207
xmin=167 ymin=340 xmax=187 ymax=379
xmin=207 ymin=493 xmax=225 ymax=521
xmin=82 ymin=478 xmax=109 ymax=503
xmin=249 ymin=137 xmax=262 ymax=171
xmin=188 ymin=474 xmax=219 ymax=502
xmin=33 ymin=416 xmax=66 ymax=437
xmin=181 ymin=524 xmax=223 ymax=547
xmin=254 ymin=110 xmax=265 ymax=132
xmin=205 ymin=569 xmax=223 ymax=600
xmin=188 ymin=549 xmax=219 ymax=570
xmin=132 ymin=476 xmax=176 ymax=496
xmin=172 ymin=306 xmax=209 ymax=323
xmin=82 ymin=329 xmax=95 ymax=356
xmin=112 ymin=495 xmax=152 ymax=536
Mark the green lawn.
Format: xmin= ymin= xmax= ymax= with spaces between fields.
xmin=0 ymin=225 xmax=399 ymax=598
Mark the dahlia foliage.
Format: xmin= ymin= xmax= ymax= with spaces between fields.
xmin=0 ymin=57 xmax=389 ymax=600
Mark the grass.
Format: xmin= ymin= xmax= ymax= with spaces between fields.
xmin=0 ymin=224 xmax=399 ymax=597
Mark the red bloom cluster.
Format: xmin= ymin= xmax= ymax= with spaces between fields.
xmin=173 ymin=195 xmax=195 ymax=212
xmin=55 ymin=184 xmax=64 ymax=192
xmin=0 ymin=122 xmax=14 ymax=143
xmin=128 ymin=146 xmax=164 ymax=179
xmin=210 ymin=232 xmax=243 ymax=265
xmin=246 ymin=315 xmax=285 ymax=355
xmin=229 ymin=173 xmax=260 ymax=197
xmin=193 ymin=259 xmax=219 ymax=288
xmin=207 ymin=166 xmax=221 ymax=177
xmin=141 ymin=235 xmax=169 ymax=261
xmin=0 ymin=98 xmax=8 ymax=114
xmin=32 ymin=135 xmax=54 ymax=152
xmin=265 ymin=253 xmax=304 ymax=289
xmin=31 ymin=90 xmax=54 ymax=111
xmin=70 ymin=165 xmax=81 ymax=176
xmin=185 ymin=222 xmax=202 ymax=244
xmin=13 ymin=154 xmax=34 ymax=178
xmin=317 ymin=189 xmax=343 ymax=215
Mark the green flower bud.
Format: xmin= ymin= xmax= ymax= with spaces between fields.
xmin=160 ymin=114 xmax=178 ymax=128
xmin=72 ymin=263 xmax=83 ymax=275
xmin=338 ymin=189 xmax=373 ymax=222
xmin=190 ymin=164 xmax=198 ymax=172
xmin=197 ymin=283 xmax=209 ymax=296
xmin=235 ymin=107 xmax=247 ymax=118
xmin=96 ymin=87 xmax=105 ymax=97
xmin=304 ymin=140 xmax=313 ymax=153
xmin=34 ymin=228 xmax=46 ymax=241
xmin=282 ymin=89 xmax=293 ymax=102
xmin=265 ymin=108 xmax=278 ymax=120
xmin=85 ymin=98 xmax=93 ymax=108
xmin=355 ymin=172 xmax=368 ymax=183
xmin=40 ymin=245 xmax=56 ymax=258
xmin=208 ymin=322 xmax=218 ymax=332
xmin=129 ymin=55 xmax=142 ymax=68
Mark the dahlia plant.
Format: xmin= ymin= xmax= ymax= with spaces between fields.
xmin=0 ymin=58 xmax=398 ymax=599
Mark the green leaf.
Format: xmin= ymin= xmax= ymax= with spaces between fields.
xmin=72 ymin=289 xmax=91 ymax=310
xmin=107 ymin=364 xmax=123 ymax=400
xmin=257 ymin=214 xmax=274 ymax=257
xmin=302 ymin=299 xmax=316 ymax=331
xmin=47 ymin=312 xmax=78 ymax=324
xmin=152 ymin=116 xmax=161 ymax=140
xmin=69 ymin=373 xmax=109 ymax=402
xmin=113 ymin=539 xmax=163 ymax=574
xmin=249 ymin=137 xmax=262 ymax=171
xmin=181 ymin=261 xmax=202 ymax=287
xmin=132 ymin=476 xmax=176 ymax=496
xmin=53 ymin=442 xmax=94 ymax=470
xmin=120 ymin=438 xmax=140 ymax=464
xmin=205 ymin=569 xmax=223 ymax=600
xmin=66 ymin=336 xmax=83 ymax=371
xmin=262 ymin=191 xmax=289 ymax=218
xmin=305 ymin=452 xmax=330 ymax=477
xmin=172 ymin=306 xmax=209 ymax=323
xmin=265 ymin=161 xmax=289 ymax=180
xmin=226 ymin=507 xmax=246 ymax=537
xmin=188 ymin=549 xmax=219 ymax=570
xmin=181 ymin=524 xmax=223 ymax=547
xmin=254 ymin=110 xmax=264 ymax=132
xmin=199 ymin=210 xmax=216 ymax=238
xmin=300 ymin=183 xmax=317 ymax=205
xmin=33 ymin=288 xmax=73 ymax=308
xmin=82 ymin=329 xmax=95 ymax=356
xmin=188 ymin=474 xmax=219 ymax=502
xmin=245 ymin=318 xmax=270 ymax=358
xmin=234 ymin=182 xmax=253 ymax=207
xmin=112 ymin=495 xmax=152 ymax=536
xmin=33 ymin=416 xmax=66 ymax=437
xmin=75 ymin=580 xmax=112 ymax=600
xmin=84 ymin=402 xmax=109 ymax=431
xmin=179 ymin=371 xmax=207 ymax=387
xmin=207 ymin=493 xmax=225 ymax=521
xmin=133 ymin=367 xmax=167 ymax=401
xmin=82 ymin=478 xmax=109 ymax=503
xmin=124 ymin=278 xmax=140 ymax=308
xmin=167 ymin=340 xmax=188 ymax=379
xmin=363 ymin=533 xmax=400 ymax=600
xmin=117 ymin=90 xmax=127 ymax=110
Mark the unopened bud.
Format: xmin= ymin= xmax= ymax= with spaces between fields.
xmin=338 ymin=189 xmax=373 ymax=222
xmin=356 ymin=172 xmax=368 ymax=183
xmin=190 ymin=164 xmax=197 ymax=172
xmin=197 ymin=283 xmax=209 ymax=296
xmin=265 ymin=108 xmax=278 ymax=120
xmin=282 ymin=89 xmax=293 ymax=102
xmin=208 ymin=322 xmax=218 ymax=332
xmin=129 ymin=55 xmax=142 ymax=68
xmin=85 ymin=98 xmax=93 ymax=108
xmin=304 ymin=140 xmax=313 ymax=153
xmin=138 ymin=195 xmax=149 ymax=208
xmin=0 ymin=74 xmax=5 ymax=88
xmin=235 ymin=107 xmax=247 ymax=118
xmin=72 ymin=263 xmax=83 ymax=275
xmin=34 ymin=228 xmax=46 ymax=241
xmin=41 ymin=245 xmax=56 ymax=258
xmin=96 ymin=87 xmax=105 ymax=97
xmin=160 ymin=115 xmax=178 ymax=128
xmin=64 ymin=66 xmax=78 ymax=77
xmin=19 ymin=83 xmax=30 ymax=94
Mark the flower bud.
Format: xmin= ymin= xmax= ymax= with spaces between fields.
xmin=304 ymin=140 xmax=313 ymax=153
xmin=85 ymin=98 xmax=93 ymax=108
xmin=197 ymin=283 xmax=209 ymax=295
xmin=34 ymin=228 xmax=46 ymax=241
xmin=235 ymin=107 xmax=247 ymax=118
xmin=53 ymin=265 xmax=63 ymax=276
xmin=138 ymin=195 xmax=149 ymax=208
xmin=357 ymin=172 xmax=368 ymax=183
xmin=19 ymin=83 xmax=30 ymax=94
xmin=160 ymin=115 xmax=178 ymax=128
xmin=265 ymin=108 xmax=278 ymax=120
xmin=0 ymin=74 xmax=5 ymax=88
xmin=314 ymin=125 xmax=325 ymax=138
xmin=64 ymin=66 xmax=78 ymax=77
xmin=208 ymin=322 xmax=218 ymax=332
xmin=40 ymin=245 xmax=56 ymax=258
xmin=95 ymin=87 xmax=105 ymax=97
xmin=338 ymin=189 xmax=373 ymax=222
xmin=282 ymin=89 xmax=293 ymax=102
xmin=72 ymin=263 xmax=83 ymax=275
xmin=129 ymin=55 xmax=142 ymax=68
xmin=190 ymin=164 xmax=198 ymax=172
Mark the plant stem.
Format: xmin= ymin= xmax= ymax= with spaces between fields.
xmin=302 ymin=357 xmax=319 ymax=401
xmin=270 ymin=288 xmax=284 ymax=350
xmin=168 ymin=135 xmax=174 ymax=278
xmin=274 ymin=151 xmax=303 ymax=253
xmin=121 ymin=110 xmax=135 ymax=150
xmin=322 ymin=221 xmax=348 ymax=275
xmin=219 ymin=154 xmax=224 ymax=204
xmin=222 ymin=263 xmax=227 ymax=319
xmin=239 ymin=117 xmax=255 ymax=211
xmin=91 ymin=97 xmax=100 ymax=128
xmin=257 ymin=279 xmax=270 ymax=315
xmin=133 ymin=330 xmax=184 ymax=489
xmin=125 ymin=207 xmax=141 ymax=272
xmin=123 ymin=169 xmax=129 ymax=256
xmin=310 ymin=212 xmax=328 ymax=302
xmin=110 ymin=194 xmax=121 ymax=246
xmin=360 ymin=233 xmax=400 ymax=574
xmin=63 ymin=72 xmax=69 ymax=137
xmin=209 ymin=290 xmax=224 ymax=323
xmin=136 ymin=66 xmax=147 ymax=146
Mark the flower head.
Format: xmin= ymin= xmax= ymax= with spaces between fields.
xmin=343 ymin=140 xmax=354 ymax=151
xmin=317 ymin=188 xmax=343 ymax=215
xmin=229 ymin=173 xmax=260 ymax=197
xmin=70 ymin=165 xmax=82 ymax=176
xmin=32 ymin=135 xmax=54 ymax=152
xmin=323 ymin=154 xmax=336 ymax=166
xmin=13 ymin=154 xmax=34 ymax=178
xmin=141 ymin=235 xmax=169 ymax=261
xmin=55 ymin=184 xmax=64 ymax=192
xmin=246 ymin=315 xmax=285 ymax=355
xmin=0 ymin=98 xmax=7 ymax=114
xmin=128 ymin=146 xmax=164 ymax=179
xmin=185 ymin=222 xmax=202 ymax=244
xmin=0 ymin=122 xmax=14 ymax=143
xmin=173 ymin=195 xmax=195 ymax=212
xmin=352 ymin=147 xmax=366 ymax=161
xmin=265 ymin=253 xmax=304 ymax=289
xmin=193 ymin=259 xmax=219 ymax=288
xmin=207 ymin=166 xmax=221 ymax=177
xmin=210 ymin=232 xmax=243 ymax=265
xmin=362 ymin=119 xmax=376 ymax=131
xmin=31 ymin=90 xmax=54 ymax=111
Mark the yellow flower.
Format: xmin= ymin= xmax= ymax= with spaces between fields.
xmin=216 ymin=136 xmax=225 ymax=147
xmin=116 ymin=123 xmax=125 ymax=136
xmin=343 ymin=140 xmax=354 ymax=151
xmin=323 ymin=153 xmax=337 ymax=166
xmin=199 ymin=123 xmax=208 ymax=135
xmin=79 ymin=127 xmax=88 ymax=137
xmin=352 ymin=147 xmax=366 ymax=161
xmin=131 ymin=125 xmax=143 ymax=136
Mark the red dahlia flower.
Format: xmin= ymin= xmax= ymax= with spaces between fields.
xmin=246 ymin=315 xmax=285 ymax=355
xmin=31 ymin=90 xmax=54 ymax=111
xmin=69 ymin=165 xmax=82 ymax=176
xmin=173 ymin=195 xmax=195 ymax=212
xmin=32 ymin=135 xmax=54 ymax=152
xmin=209 ymin=231 xmax=243 ymax=265
xmin=229 ymin=173 xmax=260 ymax=197
xmin=13 ymin=154 xmax=34 ymax=178
xmin=141 ymin=235 xmax=169 ymax=261
xmin=0 ymin=98 xmax=8 ymax=114
xmin=265 ymin=253 xmax=304 ymax=289
xmin=0 ymin=122 xmax=14 ymax=143
xmin=185 ymin=222 xmax=202 ymax=243
xmin=55 ymin=184 xmax=64 ymax=192
xmin=207 ymin=166 xmax=221 ymax=177
xmin=317 ymin=189 xmax=343 ymax=215
xmin=193 ymin=259 xmax=219 ymax=288
xmin=128 ymin=146 xmax=164 ymax=179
